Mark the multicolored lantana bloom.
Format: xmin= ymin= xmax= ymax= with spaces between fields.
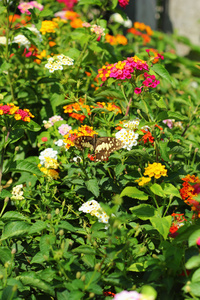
xmin=97 ymin=56 xmax=160 ymax=94
xmin=180 ymin=174 xmax=200 ymax=217
xmin=18 ymin=1 xmax=43 ymax=15
xmin=11 ymin=184 xmax=24 ymax=201
xmin=0 ymin=103 xmax=34 ymax=122
xmin=38 ymin=148 xmax=60 ymax=179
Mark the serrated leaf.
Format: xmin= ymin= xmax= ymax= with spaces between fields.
xmin=130 ymin=204 xmax=155 ymax=220
xmin=31 ymin=252 xmax=45 ymax=265
xmin=29 ymin=221 xmax=47 ymax=235
xmin=9 ymin=160 xmax=42 ymax=177
xmin=162 ymin=183 xmax=181 ymax=198
xmin=1 ymin=221 xmax=30 ymax=240
xmin=1 ymin=211 xmax=29 ymax=221
xmin=120 ymin=186 xmax=148 ymax=200
xmin=58 ymin=221 xmax=76 ymax=233
xmin=128 ymin=261 xmax=148 ymax=272
xmin=192 ymin=269 xmax=200 ymax=283
xmin=0 ymin=248 xmax=12 ymax=264
xmin=85 ymin=179 xmax=99 ymax=197
xmin=17 ymin=273 xmax=55 ymax=296
xmin=150 ymin=183 xmax=165 ymax=197
xmin=150 ymin=215 xmax=172 ymax=240
xmin=72 ymin=245 xmax=96 ymax=255
xmin=78 ymin=0 xmax=102 ymax=5
xmin=151 ymin=64 xmax=172 ymax=84
xmin=0 ymin=189 xmax=12 ymax=199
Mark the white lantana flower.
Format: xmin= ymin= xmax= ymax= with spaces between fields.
xmin=11 ymin=184 xmax=24 ymax=201
xmin=45 ymin=54 xmax=74 ymax=73
xmin=79 ymin=200 xmax=109 ymax=224
xmin=39 ymin=148 xmax=58 ymax=165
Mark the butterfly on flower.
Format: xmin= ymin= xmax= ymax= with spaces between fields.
xmin=74 ymin=134 xmax=124 ymax=162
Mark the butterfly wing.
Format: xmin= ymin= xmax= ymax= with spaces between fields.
xmin=95 ymin=137 xmax=124 ymax=161
xmin=74 ymin=136 xmax=94 ymax=151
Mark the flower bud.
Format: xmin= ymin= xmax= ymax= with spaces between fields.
xmin=89 ymin=292 xmax=95 ymax=298
xmin=2 ymin=127 xmax=6 ymax=132
xmin=47 ymin=214 xmax=52 ymax=220
xmin=4 ymin=197 xmax=9 ymax=203
xmin=76 ymin=271 xmax=81 ymax=279
xmin=15 ymin=146 xmax=19 ymax=152
xmin=59 ymin=229 xmax=64 ymax=236
xmin=11 ymin=248 xmax=16 ymax=255
xmin=55 ymin=208 xmax=60 ymax=215
xmin=81 ymin=275 xmax=86 ymax=282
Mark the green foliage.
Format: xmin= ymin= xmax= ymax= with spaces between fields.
xmin=0 ymin=0 xmax=199 ymax=299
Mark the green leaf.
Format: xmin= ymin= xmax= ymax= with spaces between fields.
xmin=188 ymin=229 xmax=200 ymax=247
xmin=130 ymin=204 xmax=155 ymax=220
xmin=40 ymin=234 xmax=56 ymax=256
xmin=1 ymin=286 xmax=17 ymax=300
xmin=39 ymin=8 xmax=52 ymax=17
xmin=167 ymin=111 xmax=188 ymax=121
xmin=192 ymin=268 xmax=200 ymax=282
xmin=29 ymin=221 xmax=47 ymax=235
xmin=1 ymin=221 xmax=30 ymax=240
xmin=0 ymin=6 xmax=6 ymax=14
xmin=0 ymin=189 xmax=12 ymax=199
xmin=120 ymin=187 xmax=148 ymax=200
xmin=58 ymin=221 xmax=77 ymax=233
xmin=150 ymin=215 xmax=171 ymax=240
xmin=50 ymin=93 xmax=65 ymax=114
xmin=68 ymin=291 xmax=85 ymax=300
xmin=85 ymin=179 xmax=100 ymax=198
xmin=37 ymin=77 xmax=59 ymax=84
xmin=187 ymin=282 xmax=200 ymax=296
xmin=158 ymin=141 xmax=170 ymax=161
xmin=72 ymin=245 xmax=96 ymax=255
xmin=128 ymin=261 xmax=148 ymax=272
xmin=17 ymin=272 xmax=55 ymax=296
xmin=1 ymin=211 xmax=29 ymax=221
xmin=31 ymin=252 xmax=45 ymax=265
xmin=21 ymin=120 xmax=41 ymax=132
xmin=151 ymin=64 xmax=173 ymax=84
xmin=9 ymin=160 xmax=42 ymax=177
xmin=141 ymin=285 xmax=157 ymax=300
xmin=57 ymin=290 xmax=70 ymax=300
xmin=0 ymin=248 xmax=12 ymax=264
xmin=161 ymin=183 xmax=181 ymax=198
xmin=150 ymin=183 xmax=165 ymax=197
xmin=78 ymin=0 xmax=102 ymax=6
xmin=185 ymin=256 xmax=200 ymax=269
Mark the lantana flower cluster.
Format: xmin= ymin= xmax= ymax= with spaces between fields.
xmin=97 ymin=56 xmax=159 ymax=93
xmin=180 ymin=175 xmax=200 ymax=217
xmin=79 ymin=200 xmax=109 ymax=224
xmin=63 ymin=125 xmax=97 ymax=149
xmin=169 ymin=213 xmax=187 ymax=238
xmin=115 ymin=118 xmax=140 ymax=150
xmin=45 ymin=54 xmax=74 ymax=73
xmin=136 ymin=163 xmax=168 ymax=186
xmin=113 ymin=290 xmax=149 ymax=300
xmin=63 ymin=100 xmax=91 ymax=122
xmin=56 ymin=0 xmax=78 ymax=10
xmin=38 ymin=148 xmax=60 ymax=179
xmin=127 ymin=22 xmax=153 ymax=45
xmin=92 ymin=102 xmax=122 ymax=114
xmin=13 ymin=26 xmax=42 ymax=49
xmin=105 ymin=34 xmax=128 ymax=46
xmin=40 ymin=20 xmax=59 ymax=35
xmin=82 ymin=22 xmax=105 ymax=41
xmin=118 ymin=0 xmax=130 ymax=9
xmin=18 ymin=1 xmax=44 ymax=15
xmin=43 ymin=115 xmax=64 ymax=129
xmin=0 ymin=103 xmax=34 ymax=122
xmin=11 ymin=184 xmax=24 ymax=201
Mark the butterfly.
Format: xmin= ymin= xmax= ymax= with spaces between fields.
xmin=74 ymin=134 xmax=124 ymax=162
